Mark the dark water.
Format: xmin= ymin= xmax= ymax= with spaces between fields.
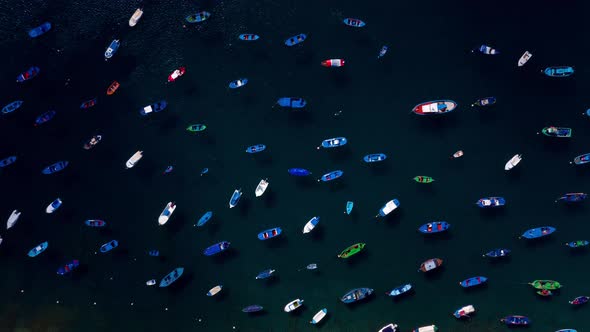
xmin=2 ymin=0 xmax=590 ymax=331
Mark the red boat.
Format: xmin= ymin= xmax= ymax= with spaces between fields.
xmin=168 ymin=67 xmax=186 ymax=82
xmin=321 ymin=59 xmax=345 ymax=67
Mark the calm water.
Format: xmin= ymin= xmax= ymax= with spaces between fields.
xmin=1 ymin=0 xmax=590 ymax=331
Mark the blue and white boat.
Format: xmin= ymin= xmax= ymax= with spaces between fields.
xmin=284 ymin=34 xmax=306 ymax=46
xmin=340 ymin=288 xmax=373 ymax=303
xmin=45 ymin=198 xmax=62 ymax=214
xmin=418 ymin=221 xmax=450 ymax=234
xmin=0 ymin=156 xmax=17 ymax=168
xmin=573 ymin=153 xmax=590 ymax=165
xmin=483 ymin=248 xmax=511 ymax=258
xmin=140 ymin=100 xmax=167 ymax=116
xmin=104 ymin=39 xmax=120 ymax=60
xmin=310 ymin=308 xmax=327 ymax=325
xmin=277 ymin=97 xmax=306 ymax=109
xmin=229 ymin=78 xmax=248 ymax=89
xmin=288 ymin=168 xmax=311 ymax=176
xmin=385 ymin=283 xmax=412 ymax=297
xmin=319 ymin=170 xmax=343 ymax=182
xmin=41 ymin=161 xmax=68 ymax=174
xmin=238 ymin=34 xmax=260 ymax=41
xmin=544 ymin=66 xmax=574 ymax=77
xmin=27 ymin=241 xmax=48 ymax=257
xmin=377 ymin=46 xmax=388 ymax=59
xmin=413 ymin=100 xmax=457 ymax=115
xmin=196 ymin=211 xmax=213 ymax=227
xmin=100 ymin=240 xmax=119 ymax=253
xmin=2 ymin=101 xmax=23 ymax=114
xmin=345 ymin=201 xmax=354 ymax=215
xmin=556 ymin=192 xmax=587 ymax=203
xmin=303 ymin=216 xmax=319 ymax=234
xmin=159 ymin=267 xmax=184 ymax=287
xmin=376 ymin=199 xmax=400 ymax=217
xmin=229 ymin=189 xmax=242 ymax=208
xmin=28 ymin=22 xmax=51 ymax=38
xmin=203 ymin=241 xmax=230 ymax=256
xmin=318 ymin=137 xmax=347 ymax=149
xmin=459 ymin=276 xmax=488 ymax=288
xmin=474 ymin=44 xmax=499 ymax=55
xmin=476 ymin=197 xmax=506 ymax=208
xmin=148 ymin=250 xmax=160 ymax=257
xmin=207 ymin=285 xmax=223 ymax=296
xmin=255 ymin=269 xmax=275 ymax=280
xmin=520 ymin=226 xmax=556 ymax=239
xmin=257 ymin=227 xmax=282 ymax=240
xmin=363 ymin=153 xmax=387 ymax=163
xmin=246 ymin=144 xmax=266 ymax=153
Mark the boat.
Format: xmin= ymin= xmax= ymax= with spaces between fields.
xmin=285 ymin=34 xmax=306 ymax=46
xmin=84 ymin=135 xmax=102 ymax=150
xmin=27 ymin=241 xmax=48 ymax=257
xmin=16 ymin=66 xmax=40 ymax=82
xmin=163 ymin=166 xmax=173 ymax=174
xmin=542 ymin=126 xmax=572 ymax=137
xmin=377 ymin=46 xmax=388 ymax=59
xmin=284 ymin=299 xmax=304 ymax=312
xmin=159 ymin=267 xmax=184 ymax=287
xmin=500 ymin=315 xmax=530 ymax=326
xmin=529 ymin=280 xmax=562 ymax=290
xmin=376 ymin=199 xmax=400 ymax=217
xmin=106 ymin=81 xmax=120 ymax=95
xmin=475 ymin=44 xmax=499 ymax=54
xmin=505 ymin=154 xmax=522 ymax=170
xmin=544 ymin=66 xmax=574 ymax=77
xmin=337 ymin=243 xmax=365 ymax=258
xmin=207 ymin=285 xmax=222 ymax=296
xmin=229 ymin=78 xmax=248 ymax=88
xmin=85 ymin=219 xmax=106 ymax=227
xmin=569 ymin=296 xmax=589 ymax=305
xmin=28 ymin=22 xmax=51 ymax=38
xmin=148 ymin=250 xmax=159 ymax=257
xmin=186 ymin=124 xmax=207 ymax=132
xmin=186 ymin=11 xmax=211 ymax=23
xmin=537 ymin=289 xmax=553 ymax=297
xmin=340 ymin=288 xmax=373 ymax=303
xmin=203 ymin=241 xmax=230 ymax=256
xmin=2 ymin=100 xmax=23 ymax=114
xmin=412 ymin=100 xmax=457 ymax=115
xmin=125 ymin=151 xmax=143 ymax=169
xmin=45 ymin=198 xmax=62 ymax=214
xmin=146 ymin=279 xmax=156 ymax=286
xmin=565 ymin=240 xmax=589 ymax=248
xmin=345 ymin=201 xmax=354 ymax=215
xmin=319 ymin=170 xmax=343 ymax=182
xmin=257 ymin=227 xmax=282 ymax=240
xmin=200 ymin=168 xmax=209 ymax=176
xmin=476 ymin=197 xmax=506 ymax=208
xmin=460 ymin=276 xmax=488 ymax=288
xmin=255 ymin=179 xmax=269 ymax=197
xmin=255 ymin=269 xmax=275 ymax=280
xmin=412 ymin=325 xmax=438 ymax=332
xmin=99 ymin=240 xmax=119 ymax=253
xmin=0 ymin=156 xmax=16 ymax=167
xmin=303 ymin=216 xmax=320 ymax=234
xmin=242 ymin=305 xmax=264 ymax=313
xmin=302 ymin=263 xmax=318 ymax=271
xmin=229 ymin=189 xmax=242 ymax=208
xmin=41 ymin=161 xmax=68 ymax=174
xmin=239 ymin=34 xmax=259 ymax=41
xmin=363 ymin=153 xmax=387 ymax=163
xmin=453 ymin=304 xmax=475 ymax=318
xmin=573 ymin=153 xmax=590 ymax=165
xmin=104 ymin=39 xmax=120 ymax=60
xmin=385 ymin=283 xmax=412 ymax=297
xmin=80 ymin=98 xmax=97 ymax=109
xmin=556 ymin=193 xmax=587 ymax=202
xmin=418 ymin=258 xmax=443 ymax=272
xmin=555 ymin=330 xmax=577 ymax=332
xmin=246 ymin=144 xmax=266 ymax=153
xmin=288 ymin=168 xmax=311 ymax=176
xmin=520 ymin=226 xmax=556 ymax=239
xmin=483 ymin=248 xmax=510 ymax=258
xmin=418 ymin=221 xmax=450 ymax=234
xmin=310 ymin=308 xmax=327 ymax=324
xmin=471 ymin=97 xmax=496 ymax=107
xmin=277 ymin=97 xmax=306 ymax=109
xmin=140 ymin=101 xmax=167 ymax=116
xmin=321 ymin=59 xmax=345 ymax=67
xmin=452 ymin=150 xmax=464 ymax=159
xmin=518 ymin=51 xmax=532 ymax=67
xmin=158 ymin=202 xmax=176 ymax=225
xmin=57 ymin=259 xmax=79 ymax=275
xmin=343 ymin=18 xmax=366 ymax=27
xmin=414 ymin=176 xmax=434 ymax=183
xmin=318 ymin=137 xmax=347 ymax=149
xmin=196 ymin=211 xmax=213 ymax=227
xmin=167 ymin=67 xmax=186 ymax=82
xmin=128 ymin=8 xmax=143 ymax=27
xmin=34 ymin=110 xmax=56 ymax=126
xmin=378 ymin=324 xmax=399 ymax=332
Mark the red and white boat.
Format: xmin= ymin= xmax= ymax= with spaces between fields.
xmin=167 ymin=67 xmax=186 ymax=82
xmin=412 ymin=100 xmax=457 ymax=115
xmin=321 ymin=59 xmax=345 ymax=67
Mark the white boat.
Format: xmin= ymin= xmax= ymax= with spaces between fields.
xmin=158 ymin=202 xmax=176 ymax=225
xmin=254 ymin=179 xmax=269 ymax=197
xmin=207 ymin=285 xmax=223 ymax=296
xmin=7 ymin=210 xmax=21 ymax=229
xmin=126 ymin=150 xmax=143 ymax=169
xmin=310 ymin=308 xmax=327 ymax=324
xmin=378 ymin=323 xmax=399 ymax=332
xmin=129 ymin=8 xmax=144 ymax=27
xmin=229 ymin=189 xmax=242 ymax=208
xmin=45 ymin=198 xmax=62 ymax=214
xmin=146 ymin=279 xmax=156 ymax=286
xmin=284 ymin=298 xmax=304 ymax=312
xmin=302 ymin=216 xmax=320 ymax=234
xmin=518 ymin=51 xmax=532 ymax=67
xmin=453 ymin=304 xmax=475 ymax=318
xmin=0 ymin=236 xmax=2 ymax=246
xmin=377 ymin=199 xmax=400 ymax=217
xmin=414 ymin=325 xmax=438 ymax=332
xmin=504 ymin=154 xmax=522 ymax=171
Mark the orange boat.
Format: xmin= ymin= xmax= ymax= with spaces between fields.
xmin=106 ymin=81 xmax=120 ymax=95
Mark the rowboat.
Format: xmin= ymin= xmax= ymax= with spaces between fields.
xmin=255 ymin=179 xmax=269 ymax=197
xmin=28 ymin=241 xmax=48 ymax=257
xmin=537 ymin=289 xmax=552 ymax=297
xmin=529 ymin=279 xmax=561 ymax=290
xmin=148 ymin=250 xmax=159 ymax=257
xmin=187 ymin=124 xmax=206 ymax=132
xmin=100 ymin=240 xmax=119 ymax=253
xmin=505 ymin=154 xmax=522 ymax=170
xmin=452 ymin=150 xmax=464 ymax=159
xmin=337 ymin=243 xmax=365 ymax=258
xmin=376 ymin=199 xmax=400 ymax=217
xmin=340 ymin=288 xmax=373 ymax=303
xmin=573 ymin=153 xmax=590 ymax=165
xmin=85 ymin=220 xmax=106 ymax=227
xmin=363 ymin=153 xmax=387 ymax=163
xmin=229 ymin=189 xmax=242 ymax=208
xmin=377 ymin=46 xmax=388 ymax=59
xmin=542 ymin=126 xmax=572 ymax=137
xmin=418 ymin=258 xmax=443 ymax=272
xmin=412 ymin=100 xmax=457 ymax=115
xmin=459 ymin=276 xmax=488 ymax=288
xmin=106 ymin=81 xmax=120 ymax=95
xmin=321 ymin=59 xmax=345 ymax=67
xmin=277 ymin=97 xmax=306 ymax=108
xmin=288 ymin=168 xmax=311 ymax=176
xmin=500 ymin=315 xmax=530 ymax=326
xmin=378 ymin=324 xmax=399 ymax=332
xmin=418 ymin=221 xmax=450 ymax=234
xmin=285 ymin=34 xmax=306 ymax=46
xmin=242 ymin=305 xmax=264 ymax=313
xmin=140 ymin=101 xmax=167 ymax=116
xmin=565 ymin=240 xmax=589 ymax=248
xmin=42 ymin=161 xmax=68 ymax=174
xmin=474 ymin=44 xmax=499 ymax=54
xmin=46 ymin=198 xmax=62 ymax=214
xmin=413 ymin=325 xmax=438 ymax=332
xmin=319 ymin=170 xmax=343 ymax=182
xmin=126 ymin=151 xmax=143 ymax=169
xmin=345 ymin=201 xmax=354 ymax=215
xmin=476 ymin=197 xmax=506 ymax=208
xmin=34 ymin=110 xmax=56 ymax=126
xmin=2 ymin=101 xmax=23 ymax=114
xmin=318 ymin=137 xmax=348 ymax=149
xmin=159 ymin=267 xmax=184 ymax=287
xmin=303 ymin=216 xmax=320 ymax=234
xmin=257 ymin=227 xmax=282 ymax=240
xmin=229 ymin=78 xmax=248 ymax=89
xmin=343 ymin=18 xmax=366 ymax=27
xmin=83 ymin=135 xmax=102 ymax=150
xmin=196 ymin=211 xmax=213 ymax=227
xmin=239 ymin=34 xmax=260 ymax=41
xmin=414 ymin=176 xmax=434 ymax=183
xmin=555 ymin=329 xmax=578 ymax=332
xmin=28 ymin=22 xmax=51 ymax=38
xmin=569 ymin=296 xmax=589 ymax=305
xmin=186 ymin=11 xmax=210 ymax=23
xmin=310 ymin=308 xmax=327 ymax=324
xmin=57 ymin=259 xmax=79 ymax=275
xmin=385 ymin=283 xmax=412 ymax=297
xmin=556 ymin=193 xmax=587 ymax=202
xmin=128 ymin=8 xmax=143 ymax=27
xmin=255 ymin=269 xmax=275 ymax=280
xmin=544 ymin=66 xmax=574 ymax=77
xmin=158 ymin=202 xmax=176 ymax=225
xmin=207 ymin=285 xmax=222 ymax=296
xmin=246 ymin=144 xmax=266 ymax=153
xmin=471 ymin=97 xmax=496 ymax=107
xmin=483 ymin=248 xmax=510 ymax=258
xmin=16 ymin=66 xmax=40 ymax=82
xmin=203 ymin=241 xmax=230 ymax=256
xmin=0 ymin=156 xmax=16 ymax=167
xmin=167 ymin=67 xmax=186 ymax=82
xmin=518 ymin=51 xmax=532 ymax=67
xmin=520 ymin=226 xmax=556 ymax=239
xmin=80 ymin=98 xmax=97 ymax=109
xmin=104 ymin=39 xmax=120 ymax=60
xmin=453 ymin=304 xmax=475 ymax=318
xmin=284 ymin=299 xmax=304 ymax=312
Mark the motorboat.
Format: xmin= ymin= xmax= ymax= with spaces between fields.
xmin=255 ymin=179 xmax=269 ymax=197
xmin=158 ymin=202 xmax=176 ymax=225
xmin=7 ymin=210 xmax=21 ymax=229
xmin=125 ymin=151 xmax=143 ymax=169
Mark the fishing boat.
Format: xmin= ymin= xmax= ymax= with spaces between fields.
xmin=418 ymin=221 xmax=450 ymax=234
xmin=128 ymin=8 xmax=143 ymax=27
xmin=453 ymin=305 xmax=475 ymax=318
xmin=187 ymin=124 xmax=207 ymax=132
xmin=140 ymin=101 xmax=167 ymax=116
xmin=520 ymin=226 xmax=556 ymax=239
xmin=565 ymin=240 xmax=589 ymax=248
xmin=84 ymin=135 xmax=102 ymax=150
xmin=159 ymin=267 xmax=184 ymax=287
xmin=556 ymin=193 xmax=587 ymax=203
xmin=255 ymin=179 xmax=269 ymax=197
xmin=343 ymin=18 xmax=366 ymax=27
xmin=363 ymin=153 xmax=387 ymax=163
xmin=569 ymin=296 xmax=589 ymax=305
xmin=239 ymin=34 xmax=260 ymax=41
xmin=85 ymin=219 xmax=106 ymax=227
xmin=318 ymin=137 xmax=348 ymax=149
xmin=27 ymin=241 xmax=48 ymax=257
xmin=452 ymin=150 xmax=464 ymax=159
xmin=257 ymin=227 xmax=282 ymax=240
xmin=186 ymin=11 xmax=211 ymax=23
xmin=80 ymin=98 xmax=97 ymax=109
xmin=0 ymin=156 xmax=16 ymax=167
xmin=167 ymin=67 xmax=186 ymax=82
xmin=378 ymin=324 xmax=399 ymax=332
xmin=500 ymin=315 xmax=530 ymax=326
xmin=475 ymin=44 xmax=499 ymax=54
xmin=106 ymin=81 xmax=120 ymax=95
xmin=542 ymin=126 xmax=572 ymax=137
xmin=284 ymin=299 xmax=304 ymax=312
xmin=413 ymin=325 xmax=438 ymax=332
xmin=16 ymin=66 xmax=40 ymax=82
xmin=518 ymin=51 xmax=532 ymax=67
xmin=45 ymin=198 xmax=62 ymax=214
xmin=246 ymin=144 xmax=266 ymax=153
xmin=277 ymin=97 xmax=306 ymax=109
xmin=229 ymin=78 xmax=248 ymax=89
xmin=242 ymin=305 xmax=264 ymax=313
xmin=229 ymin=189 xmax=242 ymax=208
xmin=255 ymin=269 xmax=275 ymax=280
xmin=385 ymin=283 xmax=412 ymax=297
xmin=203 ymin=241 xmax=230 ymax=256
xmin=34 ymin=110 xmax=56 ymax=126
xmin=340 ymin=288 xmax=373 ymax=303
xmin=471 ymin=97 xmax=496 ymax=107
xmin=207 ymin=285 xmax=222 ymax=296
xmin=288 ymin=168 xmax=311 ymax=176
xmin=544 ymin=66 xmax=574 ymax=77
xmin=125 ymin=151 xmax=143 ymax=169
xmin=100 ymin=240 xmax=119 ymax=253
xmin=104 ymin=39 xmax=120 ymax=60
xmin=303 ymin=216 xmax=320 ymax=234
xmin=321 ymin=59 xmax=345 ymax=67
xmin=476 ymin=197 xmax=506 ymax=208
xmin=285 ymin=34 xmax=306 ymax=46
xmin=319 ymin=170 xmax=343 ymax=182
xmin=158 ymin=202 xmax=176 ymax=225
xmin=2 ymin=100 xmax=23 ymax=114
xmin=345 ymin=201 xmax=354 ymax=215
xmin=377 ymin=46 xmax=388 ymax=59
xmin=196 ymin=211 xmax=213 ymax=227
xmin=418 ymin=258 xmax=443 ymax=272
xmin=376 ymin=199 xmax=400 ymax=217
xmin=57 ymin=259 xmax=79 ymax=275
xmin=412 ymin=100 xmax=457 ymax=115
xmin=483 ymin=248 xmax=510 ymax=258
xmin=573 ymin=153 xmax=590 ymax=165
xmin=505 ymin=154 xmax=522 ymax=170
xmin=310 ymin=308 xmax=327 ymax=324
xmin=41 ymin=161 xmax=68 ymax=174
xmin=529 ymin=280 xmax=561 ymax=290
xmin=28 ymin=22 xmax=51 ymax=38
xmin=460 ymin=276 xmax=488 ymax=288
xmin=414 ymin=176 xmax=434 ymax=183
xmin=337 ymin=243 xmax=365 ymax=258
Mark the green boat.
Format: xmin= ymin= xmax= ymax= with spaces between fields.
xmin=541 ymin=126 xmax=572 ymax=138
xmin=413 ymin=176 xmax=434 ymax=183
xmin=187 ymin=124 xmax=207 ymax=132
xmin=529 ymin=280 xmax=562 ymax=290
xmin=337 ymin=243 xmax=365 ymax=259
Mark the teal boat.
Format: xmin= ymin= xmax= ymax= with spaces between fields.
xmin=27 ymin=241 xmax=48 ymax=257
xmin=160 ymin=267 xmax=184 ymax=287
xmin=187 ymin=124 xmax=206 ymax=132
xmin=345 ymin=201 xmax=354 ymax=215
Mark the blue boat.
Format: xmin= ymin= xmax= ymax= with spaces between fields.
xmin=16 ymin=66 xmax=40 ymax=82
xmin=100 ymin=240 xmax=119 ymax=253
xmin=80 ymin=98 xmax=97 ymax=109
xmin=573 ymin=153 xmax=590 ymax=165
xmin=345 ymin=201 xmax=354 ymax=215
xmin=319 ymin=170 xmax=343 ymax=182
xmin=363 ymin=153 xmax=387 ymax=163
xmin=238 ymin=34 xmax=259 ymax=41
xmin=483 ymin=248 xmax=511 ymax=258
xmin=284 ymin=34 xmax=306 ymax=46
xmin=319 ymin=137 xmax=347 ymax=149
xmin=104 ymin=39 xmax=120 ymax=60
xmin=140 ymin=100 xmax=167 ymax=116
xmin=255 ymin=269 xmax=275 ymax=280
xmin=148 ymin=250 xmax=160 ymax=257
xmin=556 ymin=193 xmax=587 ymax=203
xmin=377 ymin=46 xmax=388 ymax=59
xmin=340 ymin=288 xmax=373 ymax=303
xmin=476 ymin=197 xmax=506 ymax=208
xmin=242 ymin=305 xmax=263 ymax=313
xmin=565 ymin=240 xmax=589 ymax=248
xmin=459 ymin=276 xmax=488 ymax=288
xmin=41 ymin=161 xmax=68 ymax=174
xmin=377 ymin=199 xmax=400 ymax=217
xmin=28 ymin=22 xmax=51 ymax=38
xmin=500 ymin=315 xmax=530 ymax=326
xmin=28 ymin=241 xmax=48 ymax=257
xmin=471 ymin=97 xmax=496 ymax=107
xmin=246 ymin=144 xmax=266 ymax=153
xmin=520 ymin=226 xmax=556 ymax=239
xmin=45 ymin=198 xmax=62 ymax=213
xmin=159 ymin=267 xmax=184 ymax=287
xmin=288 ymin=168 xmax=311 ymax=176
xmin=34 ymin=110 xmax=56 ymax=126
xmin=57 ymin=259 xmax=79 ymax=275
xmin=196 ymin=211 xmax=213 ymax=227
xmin=0 ymin=156 xmax=16 ymax=168
xmin=229 ymin=189 xmax=242 ymax=208
xmin=277 ymin=97 xmax=307 ymax=109
xmin=203 ymin=241 xmax=230 ymax=256
xmin=475 ymin=44 xmax=499 ymax=55
xmin=229 ymin=78 xmax=248 ymax=89
xmin=85 ymin=219 xmax=106 ymax=227
xmin=200 ymin=168 xmax=209 ymax=176
xmin=544 ymin=66 xmax=574 ymax=77
xmin=257 ymin=227 xmax=282 ymax=240
xmin=343 ymin=18 xmax=366 ymax=27
xmin=2 ymin=101 xmax=23 ymax=114
xmin=418 ymin=221 xmax=450 ymax=234
xmin=385 ymin=284 xmax=412 ymax=297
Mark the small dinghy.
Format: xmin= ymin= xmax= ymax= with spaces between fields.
xmin=412 ymin=100 xmax=457 ymax=115
xmin=544 ymin=66 xmax=574 ymax=77
xmin=207 ymin=285 xmax=222 ymax=296
xmin=255 ymin=269 xmax=275 ymax=280
xmin=28 ymin=241 xmax=48 ymax=257
xmin=128 ymin=8 xmax=143 ymax=27
xmin=340 ymin=288 xmax=373 ymax=303
xmin=34 ymin=110 xmax=56 ymax=126
xmin=500 ymin=315 xmax=530 ymax=326
xmin=186 ymin=11 xmax=210 ymax=23
xmin=556 ymin=193 xmax=587 ymax=203
xmin=277 ymin=97 xmax=306 ymax=109
xmin=84 ymin=135 xmax=102 ymax=150
xmin=0 ymin=156 xmax=17 ymax=168
xmin=471 ymin=97 xmax=496 ymax=107
xmin=386 ymin=284 xmax=412 ymax=297
xmin=460 ymin=276 xmax=488 ymax=288
xmin=321 ymin=59 xmax=345 ymax=67
xmin=2 ymin=100 xmax=23 ymax=114
xmin=418 ymin=258 xmax=443 ymax=272
xmin=377 ymin=46 xmax=388 ymax=59
xmin=343 ymin=18 xmax=366 ymax=27
xmin=195 ymin=211 xmax=213 ymax=227
xmin=363 ymin=153 xmax=387 ymax=163
xmin=542 ymin=126 xmax=572 ymax=137
xmin=146 ymin=279 xmax=156 ymax=286
xmin=125 ymin=151 xmax=143 ymax=169
xmin=319 ymin=170 xmax=343 ymax=182
xmin=412 ymin=325 xmax=438 ymax=332
xmin=246 ymin=144 xmax=266 ymax=153
xmin=476 ymin=197 xmax=506 ymax=208
xmin=572 ymin=153 xmax=590 ymax=165
xmin=483 ymin=248 xmax=510 ymax=258
xmin=104 ymin=39 xmax=120 ymax=60
xmin=284 ymin=34 xmax=306 ymax=46
xmin=28 ymin=22 xmax=51 ymax=38
xmin=376 ymin=199 xmax=400 ymax=217
xmin=318 ymin=137 xmax=347 ymax=149
xmin=46 ymin=198 xmax=62 ymax=214
xmin=80 ymin=98 xmax=97 ymax=109
xmin=229 ymin=78 xmax=248 ymax=89
xmin=537 ymin=289 xmax=553 ymax=297
xmin=186 ymin=124 xmax=206 ymax=132
xmin=42 ymin=161 xmax=68 ymax=174
xmin=565 ymin=240 xmax=589 ymax=248
xmin=505 ymin=154 xmax=522 ymax=170
xmin=203 ymin=241 xmax=230 ymax=256
xmin=229 ymin=189 xmax=242 ymax=208
xmin=106 ymin=81 xmax=120 ymax=95
xmin=158 ymin=202 xmax=176 ymax=225
xmin=100 ymin=240 xmax=119 ymax=253
xmin=569 ymin=296 xmax=589 ymax=305
xmin=453 ymin=305 xmax=475 ymax=319
xmin=16 ymin=66 xmax=40 ymax=82
xmin=284 ymin=299 xmax=304 ymax=312
xmin=414 ymin=176 xmax=434 ymax=183
xmin=520 ymin=226 xmax=556 ymax=239
xmin=418 ymin=221 xmax=450 ymax=234
xmin=257 ymin=227 xmax=282 ymax=240
xmin=518 ymin=51 xmax=532 ymax=67
xmin=310 ymin=308 xmax=327 ymax=324
xmin=345 ymin=201 xmax=354 ymax=215
xmin=288 ymin=168 xmax=311 ymax=176
xmin=303 ymin=216 xmax=320 ymax=234
xmin=451 ymin=150 xmax=464 ymax=159
xmin=85 ymin=219 xmax=106 ymax=227
xmin=255 ymin=179 xmax=269 ymax=197
xmin=159 ymin=267 xmax=184 ymax=287
xmin=378 ymin=324 xmax=399 ymax=332
xmin=242 ymin=305 xmax=264 ymax=313
xmin=167 ymin=67 xmax=186 ymax=82
xmin=57 ymin=259 xmax=79 ymax=275
xmin=338 ymin=243 xmax=365 ymax=258
xmin=140 ymin=101 xmax=167 ymax=116
xmin=474 ymin=44 xmax=499 ymax=54
xmin=299 ymin=263 xmax=318 ymax=271
xmin=238 ymin=34 xmax=260 ymax=41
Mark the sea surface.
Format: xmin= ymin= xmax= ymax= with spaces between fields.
xmin=1 ymin=0 xmax=590 ymax=331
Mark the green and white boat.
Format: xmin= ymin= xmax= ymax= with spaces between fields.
xmin=529 ymin=279 xmax=562 ymax=290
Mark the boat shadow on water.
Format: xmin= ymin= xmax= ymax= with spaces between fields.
xmin=343 ymin=252 xmax=369 ymax=269
xmin=262 ymin=191 xmax=277 ymax=209
xmin=413 ymin=114 xmax=459 ymax=133
xmin=259 ymin=275 xmax=281 ymax=287
xmin=166 ymin=272 xmax=193 ymax=294
xmin=237 ymin=198 xmax=251 ymax=217
xmin=420 ymin=231 xmax=453 ymax=244
xmin=422 ymin=266 xmax=445 ymax=281
xmin=252 ymin=154 xmax=273 ymax=167
xmin=522 ymin=236 xmax=557 ymax=249
xmin=478 ymin=207 xmax=507 ymax=221
xmin=541 ymin=138 xmax=571 ymax=153
xmin=164 ymin=213 xmax=188 ymax=234
xmin=211 ymin=249 xmax=239 ymax=264
xmin=326 ymin=180 xmax=348 ymax=193
xmin=309 ymin=226 xmax=325 ymax=242
xmin=461 ymin=283 xmax=489 ymax=294
xmin=154 ymin=114 xmax=181 ymax=135
xmin=367 ymin=162 xmax=392 ymax=177
xmin=326 ymin=147 xmax=353 ymax=163
xmin=264 ymin=236 xmax=288 ymax=250
xmin=286 ymin=111 xmax=313 ymax=128
xmin=342 ymin=294 xmax=375 ymax=311
xmin=294 ymin=49 xmax=315 ymax=66
xmin=326 ymin=70 xmax=351 ymax=89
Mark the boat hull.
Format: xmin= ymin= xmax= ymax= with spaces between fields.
xmin=310 ymin=308 xmax=327 ymax=324
xmin=158 ymin=202 xmax=176 ymax=225
xmin=419 ymin=258 xmax=443 ymax=272
xmin=544 ymin=66 xmax=574 ymax=77
xmin=521 ymin=226 xmax=556 ymax=239
xmin=285 ymin=34 xmax=306 ymax=46
xmin=159 ymin=267 xmax=184 ymax=287
xmin=196 ymin=211 xmax=213 ymax=227
xmin=459 ymin=276 xmax=488 ymax=288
